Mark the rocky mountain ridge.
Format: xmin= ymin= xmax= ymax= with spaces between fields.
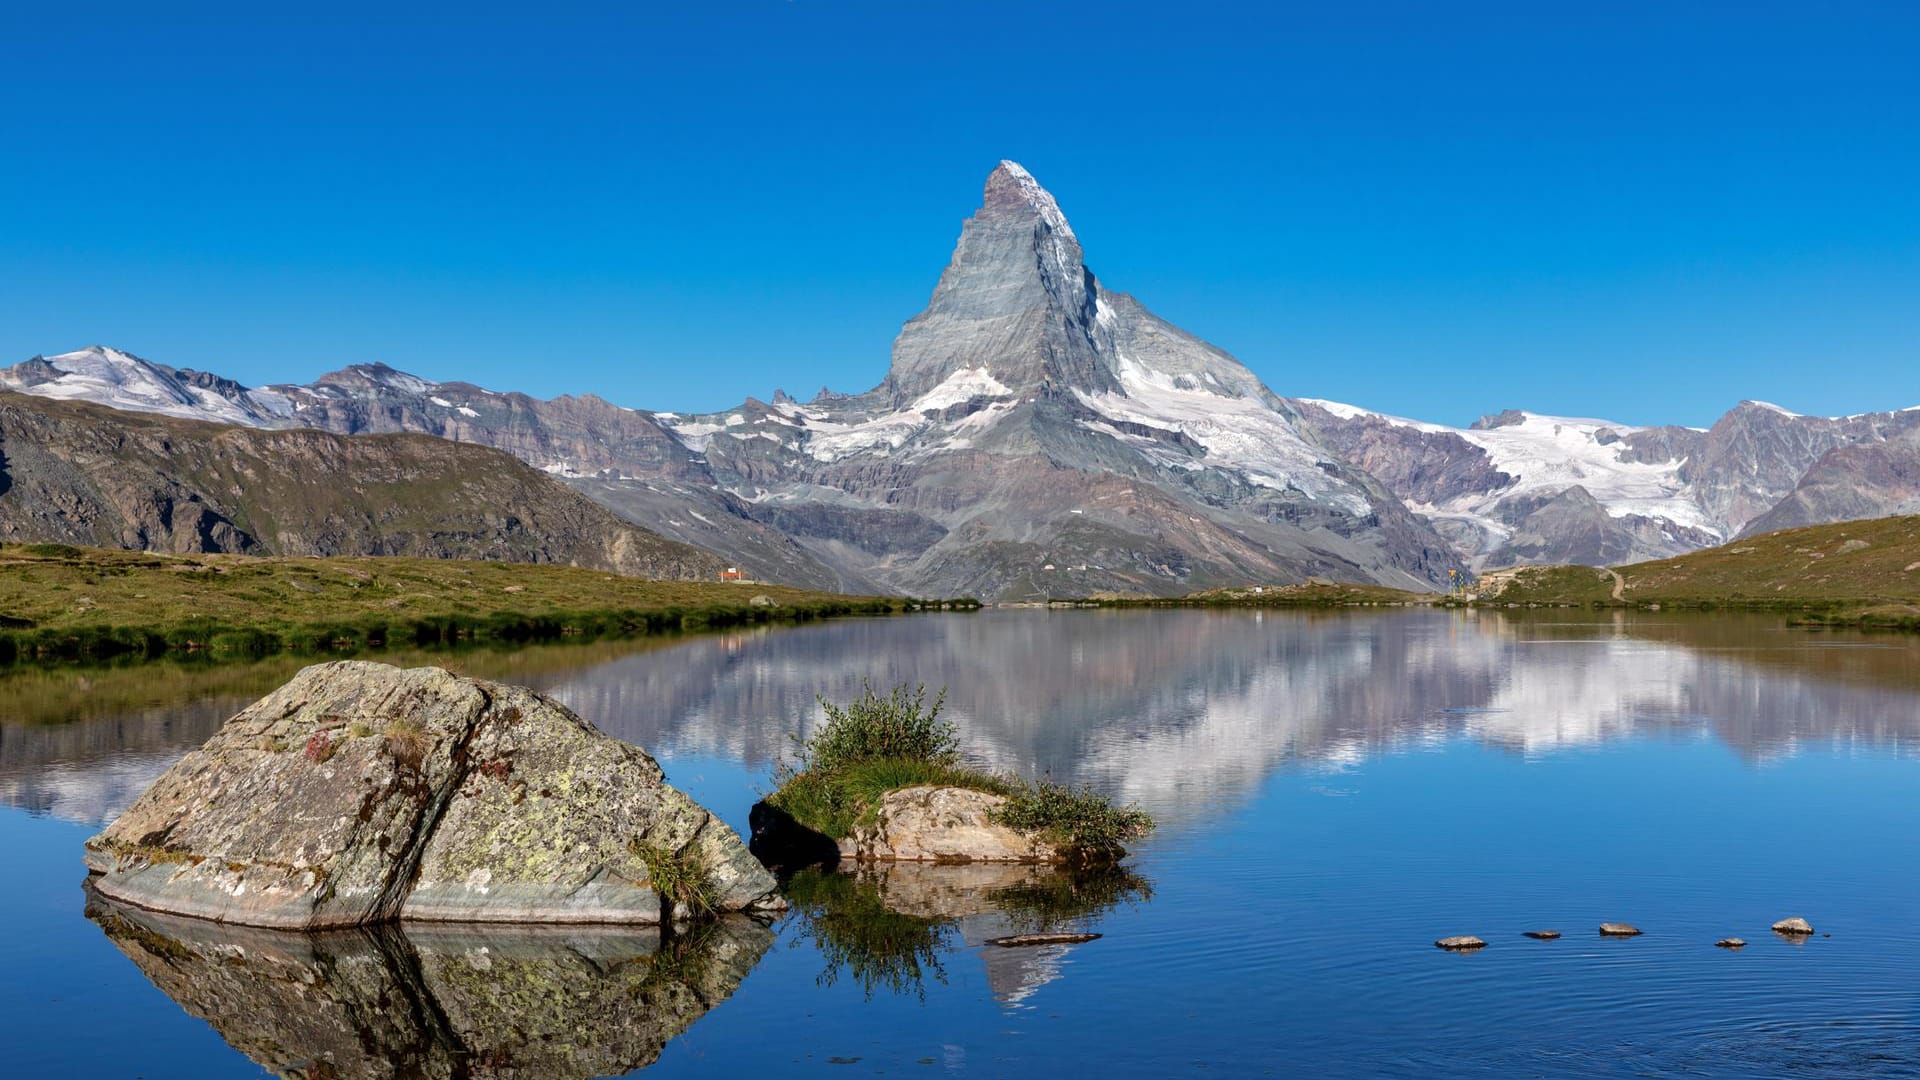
xmin=0 ymin=392 xmax=722 ymax=579
xmin=1292 ymin=398 xmax=1920 ymax=569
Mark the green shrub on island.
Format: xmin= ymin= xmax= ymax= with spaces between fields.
xmin=767 ymin=682 xmax=1153 ymax=860
xmin=801 ymin=682 xmax=960 ymax=775
xmin=993 ymin=780 xmax=1155 ymax=859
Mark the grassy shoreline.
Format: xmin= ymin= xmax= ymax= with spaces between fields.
xmin=1073 ymin=517 xmax=1920 ymax=631
xmin=1472 ymin=517 xmax=1920 ymax=626
xmin=0 ymin=543 xmax=978 ymax=667
xmin=1086 ymin=582 xmax=1430 ymax=609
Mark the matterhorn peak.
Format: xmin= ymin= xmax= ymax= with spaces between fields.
xmin=982 ymin=160 xmax=1075 ymax=239
xmin=881 ymin=160 xmax=1110 ymax=405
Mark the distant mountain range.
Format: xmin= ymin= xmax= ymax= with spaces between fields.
xmin=0 ymin=393 xmax=721 ymax=580
xmin=5 ymin=161 xmax=1916 ymax=594
xmin=1292 ymin=399 xmax=1920 ymax=568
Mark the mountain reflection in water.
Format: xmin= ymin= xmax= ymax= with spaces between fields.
xmin=537 ymin=610 xmax=1920 ymax=826
xmin=10 ymin=611 xmax=1920 ymax=829
xmin=86 ymin=892 xmax=774 ymax=1080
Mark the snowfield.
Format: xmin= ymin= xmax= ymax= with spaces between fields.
xmin=1300 ymin=399 xmax=1723 ymax=542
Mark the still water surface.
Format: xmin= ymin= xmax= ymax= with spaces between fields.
xmin=3 ymin=609 xmax=1918 ymax=1077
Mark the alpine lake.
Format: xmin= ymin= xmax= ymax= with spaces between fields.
xmin=3 ymin=608 xmax=1917 ymax=1078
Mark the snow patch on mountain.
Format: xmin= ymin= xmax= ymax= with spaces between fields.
xmin=910 ymin=366 xmax=1012 ymax=411
xmin=1307 ymin=400 xmax=1720 ymax=539
xmin=0 ymin=346 xmax=282 ymax=427
xmin=1081 ymin=360 xmax=1371 ymax=513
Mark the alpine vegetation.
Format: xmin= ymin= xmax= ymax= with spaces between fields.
xmin=760 ymin=682 xmax=1153 ymax=865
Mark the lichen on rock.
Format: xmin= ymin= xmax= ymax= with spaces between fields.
xmin=84 ymin=661 xmax=782 ymax=928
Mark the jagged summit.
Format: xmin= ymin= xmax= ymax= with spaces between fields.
xmin=883 ymin=161 xmax=1107 ymax=406
xmin=982 ymin=160 xmax=1075 ymax=238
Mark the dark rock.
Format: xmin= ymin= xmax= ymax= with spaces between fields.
xmin=1523 ymin=930 xmax=1562 ymax=940
xmin=1598 ymin=923 xmax=1643 ymax=936
xmin=748 ymin=799 xmax=843 ymax=873
xmin=1716 ymin=937 xmax=1746 ymax=948
xmin=988 ymin=932 xmax=1101 ymax=947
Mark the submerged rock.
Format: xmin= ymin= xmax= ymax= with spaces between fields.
xmin=1598 ymin=923 xmax=1643 ymax=936
xmin=838 ymin=786 xmax=1064 ymax=864
xmin=84 ymin=661 xmax=781 ymax=928
xmin=989 ymin=932 xmax=1101 ymax=947
xmin=1435 ymin=935 xmax=1487 ymax=950
xmin=1523 ymin=930 xmax=1562 ymax=940
xmin=1772 ymin=916 xmax=1815 ymax=935
xmin=1716 ymin=937 xmax=1747 ymax=948
xmin=88 ymin=890 xmax=772 ymax=1079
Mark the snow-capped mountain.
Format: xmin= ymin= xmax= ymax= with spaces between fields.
xmin=1292 ymin=397 xmax=1920 ymax=568
xmin=643 ymin=160 xmax=1455 ymax=597
xmin=0 ymin=346 xmax=294 ymax=426
xmin=0 ymin=162 xmax=1454 ymax=598
xmin=8 ymin=161 xmax=1919 ymax=586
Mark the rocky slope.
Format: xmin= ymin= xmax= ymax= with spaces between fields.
xmin=0 ymin=391 xmax=722 ymax=578
xmin=1742 ymin=428 xmax=1920 ymax=535
xmin=4 ymin=348 xmax=845 ymax=589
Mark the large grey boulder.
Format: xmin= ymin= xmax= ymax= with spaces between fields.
xmin=84 ymin=661 xmax=781 ymax=928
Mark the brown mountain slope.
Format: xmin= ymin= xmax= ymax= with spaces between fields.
xmin=0 ymin=391 xmax=723 ymax=580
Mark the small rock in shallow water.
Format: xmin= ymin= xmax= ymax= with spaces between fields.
xmin=987 ymin=932 xmax=1101 ymax=948
xmin=1716 ymin=938 xmax=1746 ymax=948
xmin=1523 ymin=930 xmax=1561 ymax=940
xmin=1435 ymin=936 xmax=1486 ymax=950
xmin=1598 ymin=923 xmax=1642 ymax=936
xmin=1772 ymin=916 xmax=1814 ymax=935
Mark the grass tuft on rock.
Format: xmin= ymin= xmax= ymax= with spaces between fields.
xmin=632 ymin=840 xmax=718 ymax=917
xmin=383 ymin=719 xmax=428 ymax=770
xmin=767 ymin=683 xmax=1152 ymax=859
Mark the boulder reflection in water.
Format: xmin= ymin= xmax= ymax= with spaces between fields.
xmin=85 ymin=889 xmax=773 ymax=1079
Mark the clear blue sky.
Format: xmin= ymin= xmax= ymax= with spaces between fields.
xmin=2 ymin=2 xmax=1915 ymax=427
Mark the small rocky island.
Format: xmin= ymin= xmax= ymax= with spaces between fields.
xmin=84 ymin=661 xmax=782 ymax=928
xmin=749 ymin=683 xmax=1153 ymax=869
